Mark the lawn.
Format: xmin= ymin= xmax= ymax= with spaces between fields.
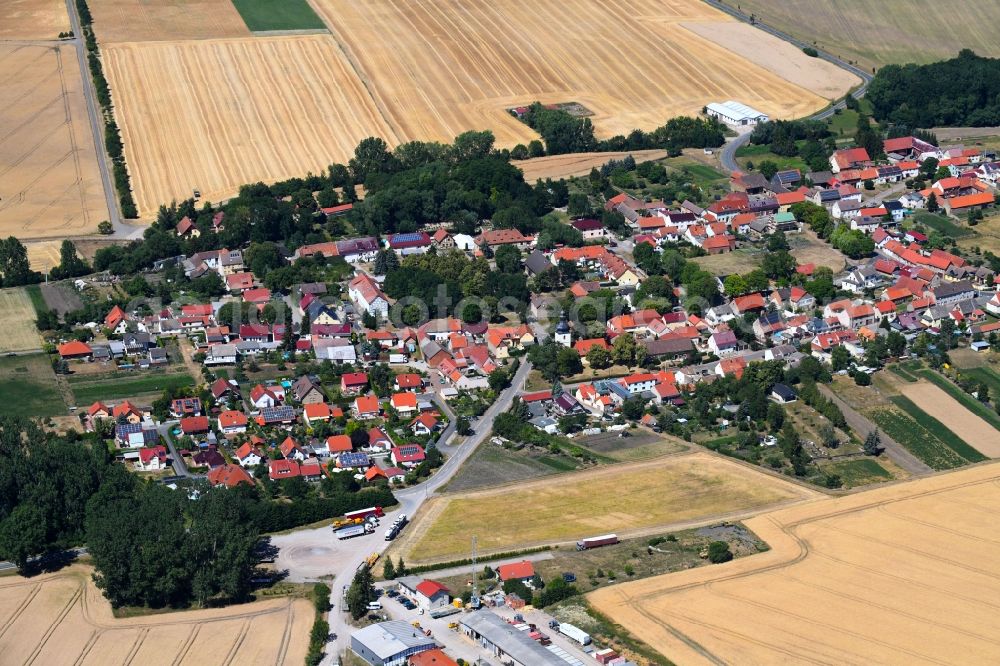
xmin=916 ymin=369 xmax=1000 ymax=431
xmin=0 ymin=353 xmax=66 ymax=418
xmin=230 ymin=0 xmax=326 ymax=31
xmin=822 ymin=458 xmax=891 ymax=488
xmin=68 ymin=370 xmax=194 ymax=404
xmin=868 ymin=408 xmax=966 ymax=470
xmin=912 ymin=211 xmax=973 ymax=238
xmin=888 ymin=396 xmax=986 ymax=463
xmin=734 ymin=146 xmax=809 ymax=173
xmin=577 ymin=430 xmax=687 ymax=462
xmin=402 ymin=452 xmax=818 ymax=563
xmin=24 ymin=284 xmax=48 ymax=317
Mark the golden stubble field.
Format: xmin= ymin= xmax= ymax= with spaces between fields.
xmin=0 ymin=566 xmax=311 ymax=666
xmin=101 ymin=0 xmax=856 ymax=217
xmin=0 ymin=42 xmax=107 ymax=239
xmin=0 ymin=0 xmax=69 ymax=40
xmin=590 ymin=462 xmax=1000 ymax=665
xmin=102 ymin=35 xmax=396 ymax=216
xmin=397 ymin=452 xmax=820 ymax=564
xmin=0 ymin=288 xmax=44 ymax=352
xmin=88 ymin=0 xmax=250 ymax=43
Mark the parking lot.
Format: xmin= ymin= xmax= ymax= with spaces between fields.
xmin=373 ymin=582 xmax=595 ymax=665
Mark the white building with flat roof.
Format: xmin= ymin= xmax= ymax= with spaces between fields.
xmin=706 ymin=100 xmax=769 ymax=127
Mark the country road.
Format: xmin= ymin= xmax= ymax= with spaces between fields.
xmin=818 ymin=384 xmax=933 ymax=476
xmin=708 ymin=0 xmax=874 ymax=174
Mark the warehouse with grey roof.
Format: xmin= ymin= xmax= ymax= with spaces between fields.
xmin=350 ymin=620 xmax=437 ymax=666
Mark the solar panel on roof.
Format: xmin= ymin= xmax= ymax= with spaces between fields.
xmin=392 ymin=233 xmax=424 ymax=242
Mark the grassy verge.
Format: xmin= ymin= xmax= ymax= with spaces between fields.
xmin=822 ymin=458 xmax=891 ymax=487
xmin=916 ymin=369 xmax=1000 ymax=430
xmin=24 ymin=285 xmax=48 ymax=318
xmin=230 ymin=0 xmax=326 ymax=31
xmin=69 ymin=370 xmax=194 ymax=404
xmin=888 ymin=364 xmax=918 ymax=382
xmin=868 ymin=409 xmax=966 ymax=470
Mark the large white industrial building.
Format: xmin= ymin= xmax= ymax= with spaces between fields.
xmin=706 ymin=100 xmax=769 ymax=127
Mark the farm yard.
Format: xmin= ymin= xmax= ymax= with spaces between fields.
xmin=0 ymin=0 xmax=69 ymax=39
xmin=734 ymin=0 xmax=1000 ymax=69
xmin=0 ymin=43 xmax=107 ymax=239
xmin=589 ymin=462 xmax=1000 ymax=665
xmin=0 ymin=566 xmax=311 ymax=666
xmin=0 ymin=288 xmax=44 ymax=353
xmin=99 ymin=0 xmax=854 ymax=215
xmin=102 ymin=35 xmax=397 ymax=216
xmin=88 ymin=0 xmax=250 ymax=42
xmin=395 ymin=452 xmax=820 ymax=564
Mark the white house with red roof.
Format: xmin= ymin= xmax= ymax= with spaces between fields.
xmin=496 ymin=560 xmax=535 ymax=583
xmin=340 ymin=372 xmax=369 ymax=395
xmin=136 ymin=446 xmax=168 ymax=471
xmin=249 ymin=384 xmax=280 ymax=410
xmin=348 ymin=273 xmax=390 ymax=318
xmin=218 ymin=410 xmax=248 ymax=435
xmin=414 ymin=580 xmax=451 ymax=611
xmin=234 ymin=442 xmax=264 ymax=467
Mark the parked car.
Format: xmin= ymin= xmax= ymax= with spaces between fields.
xmin=562 ymin=572 xmax=577 ymax=583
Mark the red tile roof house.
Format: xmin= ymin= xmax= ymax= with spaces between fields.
xmin=234 ymin=442 xmax=264 ymax=467
xmin=58 ymin=340 xmax=92 ymax=359
xmin=88 ymin=401 xmax=111 ymax=419
xmin=217 ymin=410 xmax=248 ymax=435
xmin=269 ymin=459 xmax=300 ymax=481
xmin=280 ymin=436 xmax=307 ymax=461
xmin=353 ymin=394 xmax=381 ymax=419
xmin=410 ymin=412 xmax=440 ymax=436
xmin=390 ymin=392 xmax=418 ymax=416
xmin=496 ymin=560 xmax=535 ymax=583
xmin=303 ymin=402 xmax=336 ymax=425
xmin=180 ymin=415 xmax=210 ymax=435
xmin=414 ymin=580 xmax=451 ymax=611
xmin=325 ymin=435 xmax=354 ymax=455
xmin=340 ymin=371 xmax=369 ymax=395
xmin=368 ymin=427 xmax=393 ymax=451
xmin=136 ymin=445 xmax=168 ymax=471
xmin=225 ymin=272 xmax=257 ymax=293
xmin=393 ymin=373 xmax=423 ymax=391
xmin=249 ymin=384 xmax=280 ymax=410
xmin=391 ymin=444 xmax=426 ymax=467
xmin=299 ymin=458 xmax=324 ymax=481
xmin=207 ymin=464 xmax=254 ymax=488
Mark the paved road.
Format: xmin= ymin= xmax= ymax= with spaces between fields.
xmin=818 ymin=384 xmax=933 ymax=475
xmin=708 ymin=0 xmax=874 ymax=174
xmin=156 ymin=420 xmax=205 ymax=478
xmin=63 ymin=0 xmax=124 ymax=232
xmin=267 ymin=361 xmax=533 ymax=663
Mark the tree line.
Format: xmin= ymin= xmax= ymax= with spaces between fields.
xmin=516 ymin=102 xmax=726 ymax=156
xmin=867 ymin=50 xmax=1000 ymax=128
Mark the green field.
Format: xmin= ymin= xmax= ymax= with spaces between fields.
xmin=912 ymin=212 xmax=973 ymax=239
xmin=869 ymin=408 xmax=967 ymax=470
xmin=916 ymin=369 xmax=1000 ymax=431
xmin=958 ymin=366 xmax=1000 ymax=400
xmin=24 ymin=284 xmax=48 ymax=318
xmin=888 ymin=365 xmax=918 ymax=382
xmin=823 ymin=458 xmax=891 ymax=487
xmin=68 ymin=370 xmax=194 ymax=404
xmin=889 ymin=396 xmax=986 ymax=463
xmin=0 ymin=354 xmax=66 ymax=418
xmin=230 ymin=0 xmax=326 ymax=31
xmin=734 ymin=146 xmax=809 ymax=173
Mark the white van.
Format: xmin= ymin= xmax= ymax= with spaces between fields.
xmin=366 ymin=601 xmax=382 ymax=610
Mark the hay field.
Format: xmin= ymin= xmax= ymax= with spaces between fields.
xmin=0 ymin=566 xmax=311 ymax=666
xmin=88 ymin=0 xmax=250 ymax=42
xmin=589 ymin=462 xmax=1000 ymax=665
xmin=513 ymin=150 xmax=669 ymax=183
xmin=103 ymin=35 xmax=396 ymax=216
xmin=736 ymin=0 xmax=1000 ymax=69
xmin=0 ymin=288 xmax=44 ymax=352
xmin=0 ymin=44 xmax=107 ymax=238
xmin=901 ymin=381 xmax=1000 ymax=457
xmin=0 ymin=0 xmax=69 ymax=39
xmin=399 ymin=452 xmax=820 ymax=563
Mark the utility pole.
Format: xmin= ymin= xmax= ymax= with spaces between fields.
xmin=470 ymin=535 xmax=481 ymax=609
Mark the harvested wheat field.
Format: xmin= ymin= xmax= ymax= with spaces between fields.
xmin=0 ymin=0 xmax=69 ymax=39
xmin=0 ymin=288 xmax=44 ymax=352
xmin=0 ymin=565 xmax=311 ymax=666
xmin=398 ymin=452 xmax=820 ymax=564
xmin=0 ymin=44 xmax=107 ymax=238
xmin=590 ymin=462 xmax=1000 ymax=665
xmin=736 ymin=0 xmax=1000 ymax=69
xmin=314 ymin=0 xmax=844 ymax=143
xmin=88 ymin=0 xmax=250 ymax=42
xmin=901 ymin=381 xmax=1000 ymax=457
xmin=103 ymin=35 xmax=396 ymax=216
xmin=513 ymin=150 xmax=669 ymax=183
xmin=682 ymin=21 xmax=860 ymax=99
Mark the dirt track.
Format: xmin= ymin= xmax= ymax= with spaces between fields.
xmin=590 ymin=462 xmax=1000 ymax=665
xmin=0 ymin=566 xmax=311 ymax=665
